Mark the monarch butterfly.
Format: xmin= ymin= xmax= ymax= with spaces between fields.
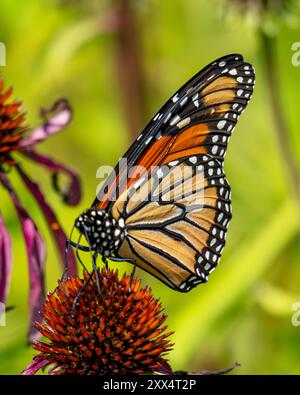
xmin=71 ymin=54 xmax=255 ymax=292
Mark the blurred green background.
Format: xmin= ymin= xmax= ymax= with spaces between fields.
xmin=1 ymin=0 xmax=300 ymax=374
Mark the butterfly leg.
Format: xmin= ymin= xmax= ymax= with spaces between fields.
xmin=63 ymin=237 xmax=90 ymax=277
xmin=102 ymin=255 xmax=109 ymax=270
xmin=75 ymin=235 xmax=89 ymax=274
xmin=62 ymin=238 xmax=72 ymax=282
xmin=55 ymin=238 xmax=73 ymax=297
xmin=108 ymin=256 xmax=137 ymax=291
xmin=79 ymin=225 xmax=104 ymax=299
xmin=66 ymin=239 xmax=91 ymax=252
xmin=62 ymin=226 xmax=76 ymax=283
xmin=91 ymin=251 xmax=103 ymax=298
xmin=108 ymin=256 xmax=136 ymax=264
xmin=70 ymin=270 xmax=94 ymax=318
xmin=129 ymin=259 xmax=137 ymax=290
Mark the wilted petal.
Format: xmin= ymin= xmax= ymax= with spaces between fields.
xmin=16 ymin=165 xmax=77 ymax=276
xmin=23 ymin=219 xmax=47 ymax=343
xmin=155 ymin=359 xmax=173 ymax=375
xmin=22 ymin=150 xmax=81 ymax=206
xmin=22 ymin=356 xmax=51 ymax=375
xmin=0 ymin=172 xmax=46 ymax=342
xmin=19 ymin=99 xmax=72 ymax=148
xmin=0 ymin=214 xmax=12 ymax=304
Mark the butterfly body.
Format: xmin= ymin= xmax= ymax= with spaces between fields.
xmin=75 ymin=208 xmax=126 ymax=257
xmin=74 ymin=54 xmax=255 ymax=292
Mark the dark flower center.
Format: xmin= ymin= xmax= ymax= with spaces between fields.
xmin=0 ymin=82 xmax=26 ymax=167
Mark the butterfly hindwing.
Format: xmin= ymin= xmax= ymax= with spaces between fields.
xmin=112 ymin=154 xmax=231 ymax=292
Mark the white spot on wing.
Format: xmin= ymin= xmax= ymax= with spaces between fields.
xmin=177 ymin=117 xmax=191 ymax=129
xmin=212 ymin=145 xmax=218 ymax=155
xmin=172 ymin=93 xmax=179 ymax=103
xmin=145 ymin=136 xmax=152 ymax=145
xmin=217 ymin=120 xmax=226 ymax=129
xmin=170 ymin=115 xmax=181 ymax=126
xmin=192 ymin=93 xmax=199 ymax=108
xmin=180 ymin=97 xmax=188 ymax=106
xmin=164 ymin=113 xmax=172 ymax=123
xmin=155 ymin=131 xmax=162 ymax=140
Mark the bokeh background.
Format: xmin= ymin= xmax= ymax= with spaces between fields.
xmin=1 ymin=0 xmax=300 ymax=374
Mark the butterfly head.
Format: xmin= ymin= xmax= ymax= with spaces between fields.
xmin=74 ymin=208 xmax=126 ymax=257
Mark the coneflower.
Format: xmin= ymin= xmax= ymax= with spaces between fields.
xmin=0 ymin=79 xmax=81 ymax=340
xmin=23 ymin=268 xmax=174 ymax=375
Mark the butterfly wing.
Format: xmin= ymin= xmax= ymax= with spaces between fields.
xmin=94 ymin=53 xmax=254 ymax=210
xmin=111 ymin=155 xmax=231 ymax=292
xmin=92 ymin=53 xmax=254 ymax=291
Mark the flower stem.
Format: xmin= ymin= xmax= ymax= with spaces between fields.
xmin=260 ymin=31 xmax=300 ymax=202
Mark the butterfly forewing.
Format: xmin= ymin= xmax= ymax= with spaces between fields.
xmin=95 ymin=54 xmax=254 ymax=210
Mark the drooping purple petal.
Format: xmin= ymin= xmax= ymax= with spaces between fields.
xmin=0 ymin=214 xmax=12 ymax=304
xmin=0 ymin=172 xmax=46 ymax=342
xmin=16 ymin=165 xmax=77 ymax=276
xmin=155 ymin=359 xmax=173 ymax=375
xmin=19 ymin=99 xmax=72 ymax=148
xmin=22 ymin=150 xmax=81 ymax=206
xmin=22 ymin=356 xmax=51 ymax=375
